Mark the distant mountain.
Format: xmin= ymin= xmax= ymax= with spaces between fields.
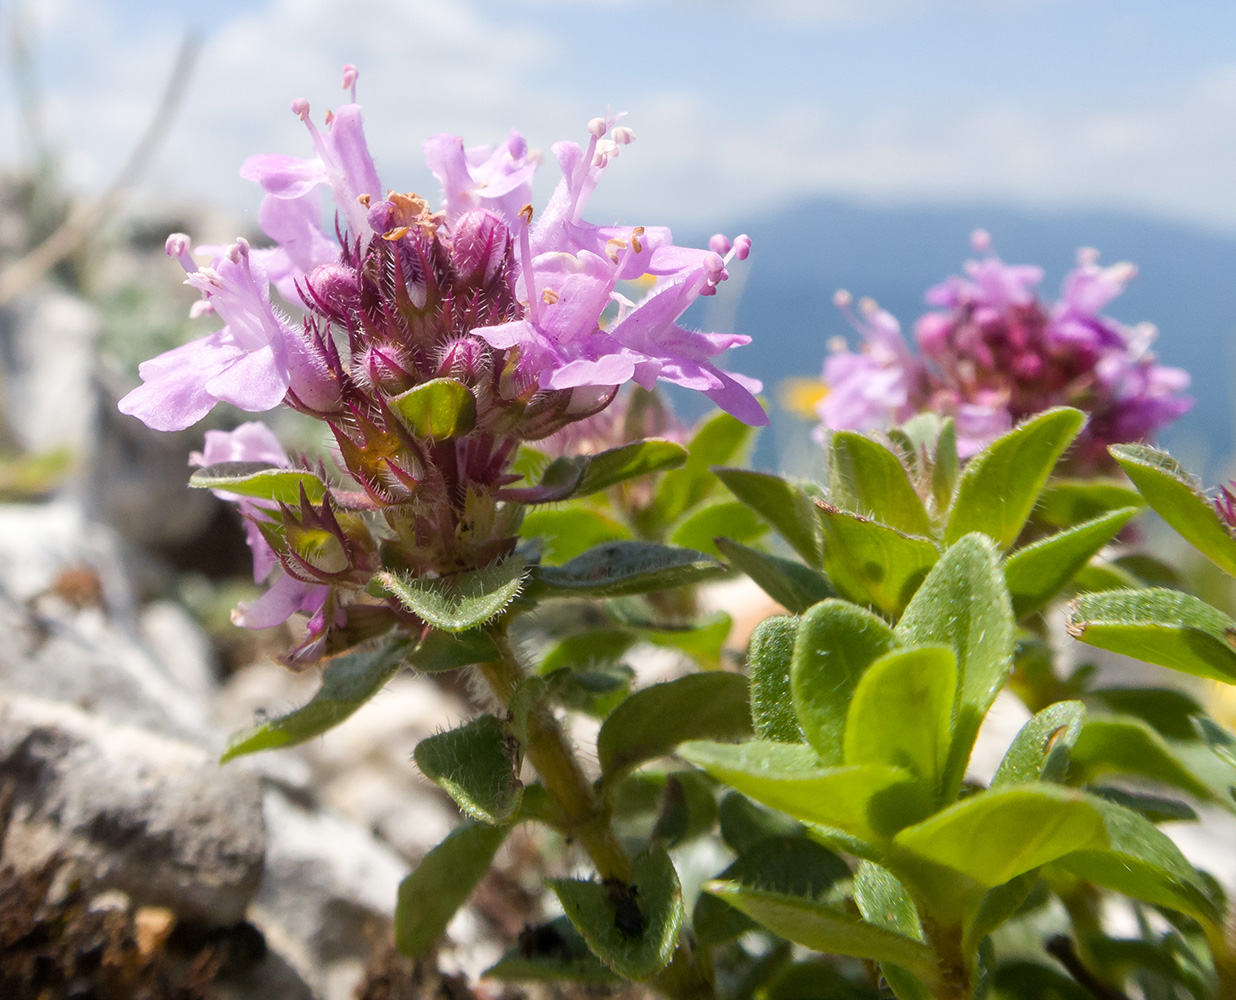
xmin=677 ymin=200 xmax=1236 ymax=473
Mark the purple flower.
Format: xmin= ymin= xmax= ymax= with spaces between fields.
xmin=470 ymin=115 xmax=765 ymax=424
xmin=240 ymin=88 xmax=382 ymax=241
xmin=189 ymin=421 xmax=330 ymax=629
xmin=816 ymin=293 xmax=922 ymax=434
xmin=121 ymin=68 xmax=768 ymax=666
xmin=423 ymin=129 xmax=538 ymax=227
xmin=815 ymin=232 xmax=1192 ymax=468
xmin=119 ymin=236 xmax=336 ymax=431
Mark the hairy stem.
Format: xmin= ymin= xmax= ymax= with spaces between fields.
xmin=482 ymin=620 xmax=715 ymax=1000
xmin=482 ymin=624 xmax=631 ymax=881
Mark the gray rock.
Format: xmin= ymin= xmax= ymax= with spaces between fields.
xmin=0 ymin=287 xmax=98 ymax=453
xmin=140 ymin=598 xmax=220 ymax=702
xmin=0 ymin=592 xmax=216 ymax=743
xmin=249 ymin=787 xmax=409 ymax=1000
xmin=0 ymin=502 xmax=220 ymax=742
xmin=0 ymin=693 xmax=265 ymax=925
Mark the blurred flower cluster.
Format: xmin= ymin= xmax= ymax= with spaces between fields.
xmin=816 ymin=230 xmax=1191 ymax=467
xmin=117 ymin=66 xmax=762 ymax=661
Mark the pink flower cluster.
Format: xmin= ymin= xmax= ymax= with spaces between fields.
xmin=119 ymin=71 xmax=763 ymax=433
xmin=817 ymin=231 xmax=1192 ymax=467
xmin=116 ymin=67 xmax=765 ymax=648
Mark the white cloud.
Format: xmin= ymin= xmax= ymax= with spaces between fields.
xmin=4 ymin=0 xmax=1235 ymax=242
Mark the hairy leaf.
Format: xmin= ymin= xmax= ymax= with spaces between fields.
xmin=1068 ymin=588 xmax=1236 ymax=683
xmin=945 ymin=408 xmax=1086 ymax=549
xmin=395 ymin=823 xmax=507 ymax=957
xmin=792 ymin=599 xmax=898 ymax=764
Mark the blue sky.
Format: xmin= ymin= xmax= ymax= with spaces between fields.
xmin=2 ymin=0 xmax=1235 ymax=236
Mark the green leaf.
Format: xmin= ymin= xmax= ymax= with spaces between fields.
xmin=1035 ymin=478 xmax=1146 ymax=530
xmin=715 ymin=538 xmax=835 ymax=614
xmin=651 ymin=410 xmax=756 ymax=526
xmin=715 ymin=468 xmax=825 ymax=567
xmin=893 ymin=785 xmax=1108 ymax=887
xmin=395 ymin=822 xmax=507 ymax=957
xmin=378 ymin=556 xmax=526 ymax=633
xmin=577 ymin=439 xmax=688 ymax=495
xmin=1067 ymin=588 xmax=1236 ymax=683
xmin=650 ymin=770 xmax=719 ymax=846
xmin=501 ymin=455 xmax=587 ymax=503
xmin=1192 ymin=714 xmax=1236 ymax=769
xmin=762 ymin=959 xmax=881 ymax=1000
xmin=704 ymin=882 xmax=939 ymax=984
xmin=189 ymin=461 xmax=327 ymax=505
xmin=1071 ymin=560 xmax=1144 ymax=595
xmin=387 ymin=377 xmax=477 ymax=439
xmin=1005 ymin=507 xmax=1139 ymax=618
xmin=748 ymin=616 xmax=805 ymax=743
xmin=964 ymin=873 xmax=1040 ymax=956
xmin=829 ymin=431 xmax=933 ymax=536
xmin=1092 ymin=686 xmax=1206 ymax=741
xmin=853 ymin=863 xmax=933 ymax=1000
xmin=540 ymin=629 xmax=636 ymax=675
xmin=520 ymin=508 xmax=631 ymax=565
xmin=718 ymin=791 xmax=803 ymax=855
xmin=679 ymin=740 xmax=925 ymax=842
xmin=945 ymin=408 xmax=1086 ymax=550
xmin=853 ymin=861 xmax=924 ymax=942
xmin=637 ymin=611 xmax=734 ymax=670
xmin=529 ymin=541 xmax=726 ymax=599
xmin=991 ymin=962 xmax=1090 ymax=1000
xmin=550 ymin=846 xmax=683 ymax=980
xmin=992 ymin=701 xmax=1086 ymax=787
xmin=544 ymin=663 xmax=634 ymax=719
xmin=933 ymin=418 xmax=961 ymax=514
xmin=791 ymin=599 xmax=898 ymax=764
xmin=598 ymin=599 xmax=733 ymax=669
xmin=484 ymin=918 xmax=619 ymax=984
xmin=896 ymin=534 xmax=1014 ymax=799
xmin=670 ymin=501 xmax=768 ymax=559
xmin=597 ymin=672 xmax=752 ymax=782
xmin=844 ymin=646 xmax=956 ymax=794
xmin=410 ymin=627 xmax=499 ymax=672
xmin=694 ymin=836 xmax=850 ymax=945
xmin=817 ymin=503 xmax=941 ymax=618
xmin=1052 ymin=797 xmax=1221 ymax=924
xmin=1111 ymin=442 xmax=1236 ymax=577
xmin=1089 ymin=786 xmax=1198 ymax=823
xmin=414 ymin=714 xmax=522 ymax=825
xmin=221 ymin=638 xmax=413 ymax=762
xmin=1069 ymin=716 xmax=1213 ymax=800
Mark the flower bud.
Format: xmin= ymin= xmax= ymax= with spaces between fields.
xmin=307 ymin=264 xmax=361 ymax=323
xmin=437 ymin=336 xmax=487 ymax=381
xmin=450 ymin=210 xmax=511 ymax=290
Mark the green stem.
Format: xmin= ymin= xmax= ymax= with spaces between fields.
xmin=482 ymin=621 xmax=715 ymax=1000
xmin=923 ymin=919 xmax=972 ymax=1000
xmin=483 ymin=624 xmax=631 ymax=881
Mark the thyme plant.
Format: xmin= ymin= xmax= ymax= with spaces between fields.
xmin=118 ymin=65 xmax=1236 ymax=1000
